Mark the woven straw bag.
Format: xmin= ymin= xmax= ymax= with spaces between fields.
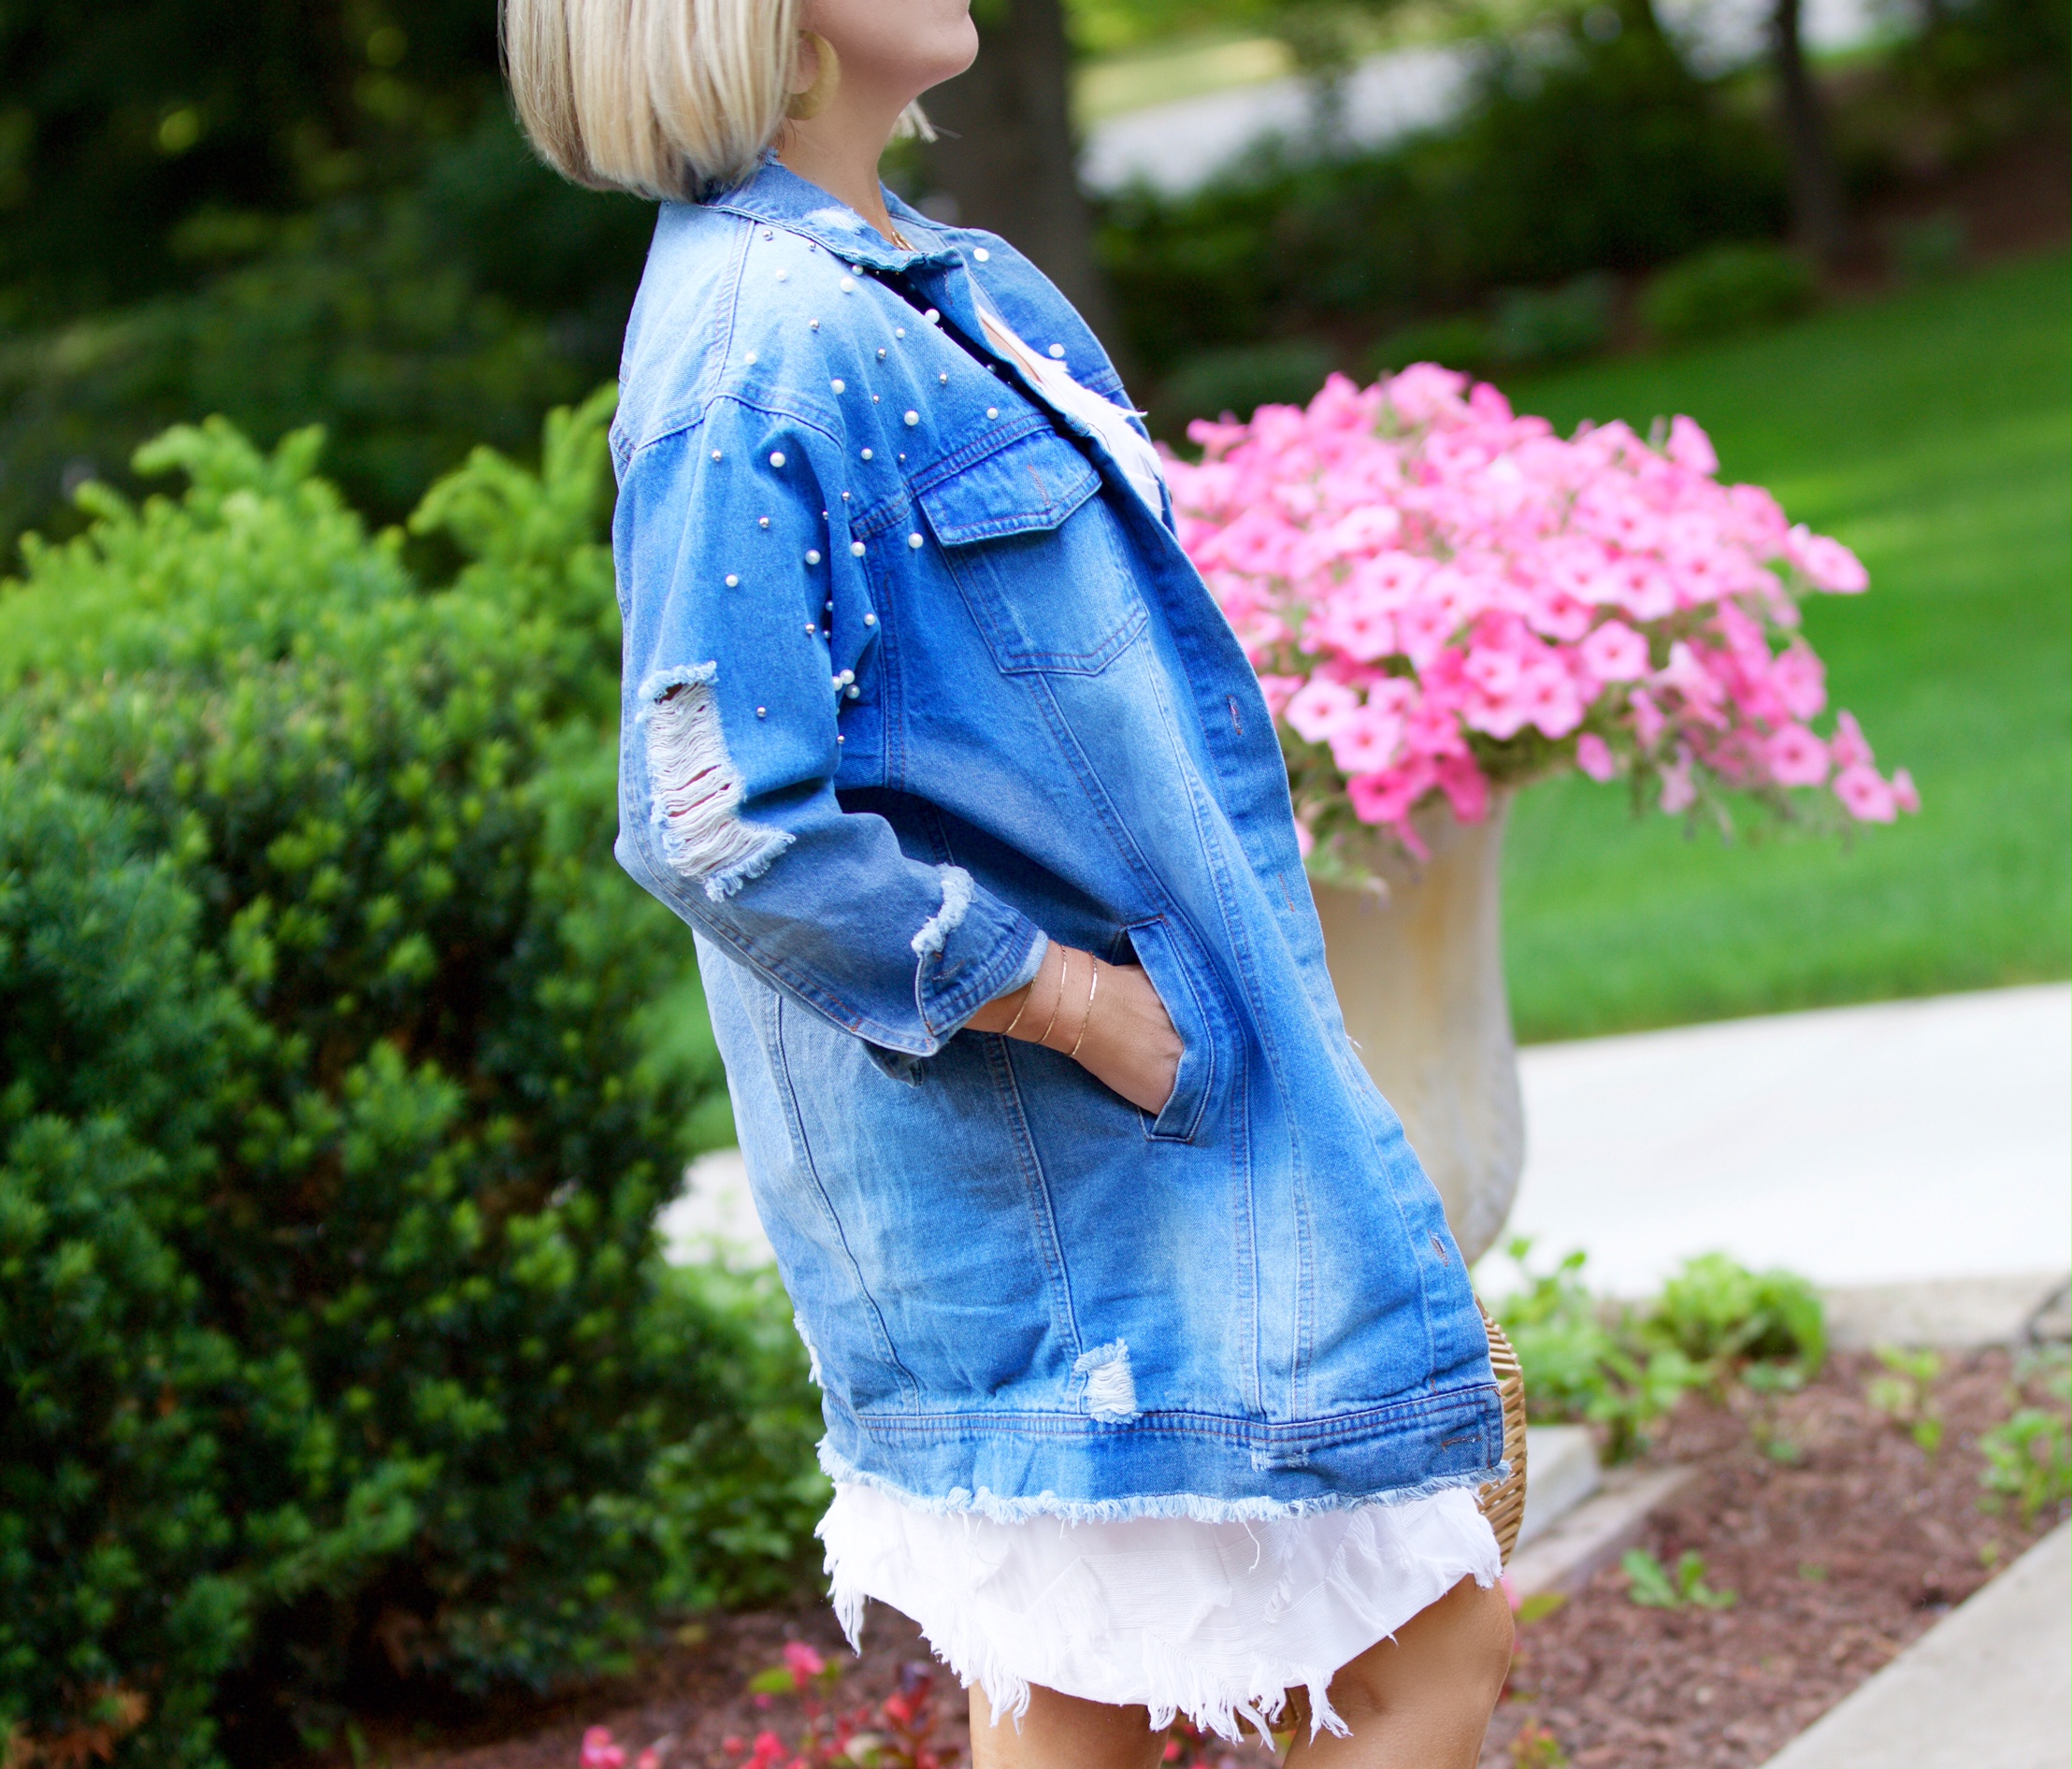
xmin=1475 ymin=1300 xmax=1530 ymax=1564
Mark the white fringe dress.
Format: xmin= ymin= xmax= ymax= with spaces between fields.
xmin=818 ymin=1482 xmax=1502 ymax=1740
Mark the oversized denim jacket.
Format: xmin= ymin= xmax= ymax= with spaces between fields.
xmin=611 ymin=159 xmax=1504 ymax=1522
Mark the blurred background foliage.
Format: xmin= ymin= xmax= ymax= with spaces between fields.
xmin=0 ymin=0 xmax=2063 ymax=548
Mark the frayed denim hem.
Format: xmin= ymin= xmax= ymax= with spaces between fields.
xmin=816 ymin=1440 xmax=1509 ymax=1526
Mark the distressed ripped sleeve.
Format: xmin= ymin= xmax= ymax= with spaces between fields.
xmin=612 ymin=406 xmax=1044 ymax=1056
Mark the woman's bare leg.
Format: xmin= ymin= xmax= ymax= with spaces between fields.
xmin=1282 ymin=1575 xmax=1515 ymax=1768
xmin=966 ymin=1685 xmax=1167 ymax=1769
xmin=962 ymin=1575 xmax=1510 ymax=1769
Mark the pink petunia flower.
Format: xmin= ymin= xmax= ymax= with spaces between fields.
xmin=1660 ymin=750 xmax=1696 ymax=814
xmin=1284 ymin=677 xmax=1362 ymax=742
xmin=1829 ymin=709 xmax=1875 ymax=769
xmin=1834 ymin=763 xmax=1897 ymax=822
xmin=1329 ymin=705 xmax=1406 ymax=775
xmin=1764 ymin=724 xmax=1830 ymax=787
xmin=1666 ymin=415 xmax=1719 ymax=477
xmin=1770 ymin=643 xmax=1827 ymax=720
xmin=1576 ymin=733 xmax=1618 ymax=782
xmin=1578 ymin=619 xmax=1649 ymax=683
xmin=1785 ymin=524 xmax=1869 ymax=593
xmin=1891 ymin=767 xmax=1921 ymax=814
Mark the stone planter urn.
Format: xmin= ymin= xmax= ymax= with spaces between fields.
xmin=1309 ymin=793 xmax=1523 ymax=1266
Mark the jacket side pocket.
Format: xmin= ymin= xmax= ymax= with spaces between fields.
xmin=1123 ymin=915 xmax=1216 ymax=1143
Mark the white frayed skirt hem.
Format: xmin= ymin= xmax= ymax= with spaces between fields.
xmin=817 ymin=1480 xmax=1502 ymax=1744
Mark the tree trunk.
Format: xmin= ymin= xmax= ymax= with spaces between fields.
xmin=919 ymin=0 xmax=1128 ymax=367
xmin=1770 ymin=0 xmax=1846 ymax=266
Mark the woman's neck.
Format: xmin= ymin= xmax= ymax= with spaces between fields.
xmin=777 ymin=107 xmax=906 ymax=246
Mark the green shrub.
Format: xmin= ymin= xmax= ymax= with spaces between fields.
xmin=1639 ymin=242 xmax=1817 ymax=346
xmin=1492 ymin=1243 xmax=1702 ymax=1460
xmin=1493 ymin=1243 xmax=1825 ymax=1459
xmin=1647 ymin=1251 xmax=1825 ymax=1370
xmin=0 ymin=778 xmax=252 ymax=1768
xmin=1154 ymin=339 xmax=1335 ymax=427
xmin=1892 ymin=212 xmax=1968 ymax=283
xmin=1490 ymin=273 xmax=1617 ymax=367
xmin=0 ymin=112 xmax=653 ymax=557
xmin=1980 ymin=1406 xmax=2072 ymax=1517
xmin=1366 ymin=314 xmax=1495 ymax=379
xmin=0 ymin=397 xmax=815 ymax=1763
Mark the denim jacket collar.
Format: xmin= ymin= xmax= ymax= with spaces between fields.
xmin=703 ymin=156 xmax=962 ymax=277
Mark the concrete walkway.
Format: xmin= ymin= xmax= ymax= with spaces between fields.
xmin=1479 ymin=984 xmax=2071 ymax=1299
xmin=1757 ymin=1522 xmax=2069 ymax=1769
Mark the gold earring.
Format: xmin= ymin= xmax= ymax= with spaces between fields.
xmin=786 ymin=32 xmax=840 ymax=121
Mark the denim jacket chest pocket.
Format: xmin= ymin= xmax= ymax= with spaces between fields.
xmin=915 ymin=427 xmax=1148 ymax=675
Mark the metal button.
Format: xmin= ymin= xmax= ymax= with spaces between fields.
xmin=758 ymin=517 xmax=770 ymax=528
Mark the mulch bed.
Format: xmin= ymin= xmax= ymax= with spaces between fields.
xmin=1478 ymin=1347 xmax=2068 ymax=1769
xmin=363 ymin=1349 xmax=2065 ymax=1769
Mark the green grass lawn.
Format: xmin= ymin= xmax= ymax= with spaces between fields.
xmin=1494 ymin=251 xmax=2070 ymax=1043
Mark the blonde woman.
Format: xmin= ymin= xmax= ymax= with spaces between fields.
xmin=503 ymin=0 xmax=1515 ymax=1762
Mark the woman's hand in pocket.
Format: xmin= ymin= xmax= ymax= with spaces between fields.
xmin=968 ymin=943 xmax=1182 ymax=1114
xmin=1062 ymin=956 xmax=1183 ymax=1115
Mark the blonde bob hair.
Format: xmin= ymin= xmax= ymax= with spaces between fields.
xmin=503 ymin=0 xmax=930 ymax=200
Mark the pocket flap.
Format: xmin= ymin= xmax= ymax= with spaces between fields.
xmin=917 ymin=431 xmax=1101 ymax=547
